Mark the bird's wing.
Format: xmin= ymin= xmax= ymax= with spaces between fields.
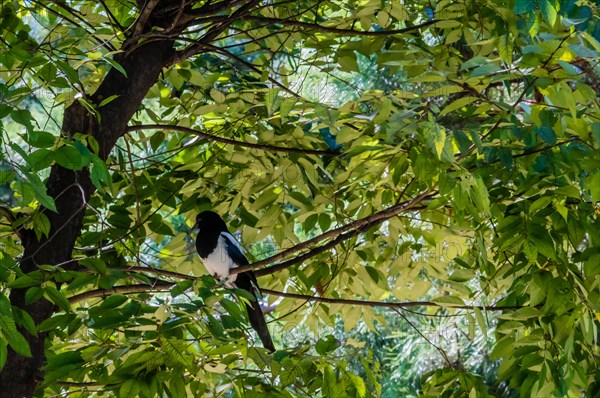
xmin=221 ymin=231 xmax=262 ymax=295
xmin=221 ymin=231 xmax=249 ymax=266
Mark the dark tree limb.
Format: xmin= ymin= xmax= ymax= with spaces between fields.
xmin=67 ymin=281 xmax=526 ymax=312
xmin=261 ymin=289 xmax=527 ymax=311
xmin=69 ymin=282 xmax=174 ymax=304
xmin=241 ymin=16 xmax=437 ymax=36
xmin=126 ymin=124 xmax=340 ymax=156
xmin=232 ymin=190 xmax=435 ymax=275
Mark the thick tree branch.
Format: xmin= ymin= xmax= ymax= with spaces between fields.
xmin=242 ymin=16 xmax=437 ymax=36
xmin=253 ymin=228 xmax=362 ymax=277
xmin=167 ymin=0 xmax=265 ymax=64
xmin=132 ymin=0 xmax=160 ymax=38
xmin=126 ymin=124 xmax=340 ymax=156
xmin=232 ymin=190 xmax=435 ymax=275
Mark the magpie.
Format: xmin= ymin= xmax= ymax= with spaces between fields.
xmin=193 ymin=211 xmax=275 ymax=352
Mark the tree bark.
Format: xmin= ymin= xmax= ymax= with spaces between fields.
xmin=0 ymin=8 xmax=182 ymax=397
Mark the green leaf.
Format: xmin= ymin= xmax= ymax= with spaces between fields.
xmin=0 ymin=315 xmax=32 ymax=357
xmin=219 ymin=298 xmax=246 ymax=324
xmin=569 ymin=44 xmax=599 ymax=59
xmin=497 ymin=35 xmax=513 ymax=64
xmin=119 ymin=379 xmax=140 ymax=398
xmin=540 ymin=0 xmax=557 ymax=25
xmin=473 ymin=307 xmax=487 ymax=338
xmin=439 ymin=96 xmax=477 ymax=117
xmin=90 ymin=156 xmax=112 ymax=191
xmin=10 ymin=109 xmax=34 ymax=132
xmin=470 ymin=63 xmax=500 ymax=77
xmin=171 ymin=280 xmax=193 ymax=297
xmin=9 ymin=274 xmax=41 ymax=289
xmin=54 ymin=145 xmax=86 ymax=170
xmin=339 ymin=54 xmax=359 ymax=72
xmin=28 ymin=149 xmax=54 ymax=171
xmin=148 ymin=218 xmax=174 ymax=236
xmin=44 ymin=351 xmax=84 ymax=372
xmin=323 ymin=364 xmax=341 ymax=397
xmin=150 ymin=131 xmax=165 ymax=151
xmin=169 ymin=377 xmax=186 ymax=398
xmin=44 ymin=286 xmax=71 ymax=312
xmin=522 ymin=240 xmax=538 ymax=264
xmin=0 ymin=170 xmax=15 ymax=185
xmin=55 ymin=59 xmax=80 ymax=84
xmin=13 ymin=308 xmax=36 ymax=335
xmin=98 ymin=94 xmax=119 ymax=107
xmin=529 ymin=196 xmax=552 ymax=215
xmin=348 ymin=371 xmax=367 ymax=398
xmin=280 ymin=357 xmax=310 ymax=387
xmin=318 ymin=213 xmax=332 ymax=232
xmin=448 ymin=269 xmax=475 ymax=282
xmin=99 ymin=295 xmax=128 ymax=309
xmin=528 ymin=224 xmax=555 ymax=260
xmin=536 ymin=126 xmax=556 ymax=144
xmin=25 ymin=287 xmax=44 ymax=305
xmin=432 ymin=295 xmax=465 ymax=306
xmin=32 ymin=211 xmax=51 ymax=240
xmin=38 ymin=314 xmax=75 ymax=333
xmin=490 ymin=336 xmax=515 ymax=360
xmin=26 ymin=131 xmax=55 ymax=148
xmin=316 ymin=335 xmax=339 ymax=355
xmin=514 ymin=0 xmax=536 ymax=14
xmin=79 ymin=258 xmax=107 ymax=274
xmin=365 ymin=266 xmax=380 ymax=284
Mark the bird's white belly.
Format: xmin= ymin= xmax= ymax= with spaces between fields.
xmin=201 ymin=236 xmax=238 ymax=283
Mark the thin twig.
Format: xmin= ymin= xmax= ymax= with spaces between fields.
xmin=263 ymin=289 xmax=525 ymax=311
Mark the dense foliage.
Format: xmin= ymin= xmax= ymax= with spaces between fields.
xmin=0 ymin=0 xmax=599 ymax=396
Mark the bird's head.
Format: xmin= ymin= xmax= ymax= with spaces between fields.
xmin=192 ymin=210 xmax=227 ymax=232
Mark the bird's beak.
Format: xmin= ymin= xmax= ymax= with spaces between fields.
xmin=191 ymin=221 xmax=200 ymax=231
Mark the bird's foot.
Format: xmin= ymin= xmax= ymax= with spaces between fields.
xmin=214 ymin=274 xmax=233 ymax=289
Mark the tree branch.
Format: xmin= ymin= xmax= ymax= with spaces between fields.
xmin=69 ymin=282 xmax=174 ymax=304
xmin=126 ymin=124 xmax=340 ymax=156
xmin=132 ymin=0 xmax=160 ymax=38
xmin=202 ymin=43 xmax=302 ymax=98
xmin=242 ymin=16 xmax=437 ymax=36
xmin=261 ymin=289 xmax=526 ymax=311
xmin=253 ymin=228 xmax=361 ymax=277
xmin=112 ymin=265 xmax=195 ymax=280
xmin=67 ymin=279 xmax=525 ymax=313
xmin=232 ymin=190 xmax=435 ymax=275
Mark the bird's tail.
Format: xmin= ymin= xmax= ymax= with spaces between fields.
xmin=236 ymin=272 xmax=275 ymax=352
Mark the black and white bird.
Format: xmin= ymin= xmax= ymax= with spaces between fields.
xmin=192 ymin=211 xmax=275 ymax=352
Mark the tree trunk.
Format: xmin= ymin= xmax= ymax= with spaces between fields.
xmin=0 ymin=11 xmax=181 ymax=398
